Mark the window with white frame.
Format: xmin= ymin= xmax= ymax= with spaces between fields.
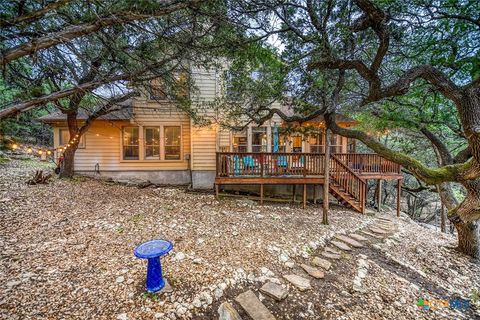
xmin=59 ymin=128 xmax=85 ymax=148
xmin=252 ymin=127 xmax=267 ymax=152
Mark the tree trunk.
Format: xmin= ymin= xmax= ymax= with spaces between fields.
xmin=59 ymin=111 xmax=80 ymax=178
xmin=438 ymin=182 xmax=480 ymax=258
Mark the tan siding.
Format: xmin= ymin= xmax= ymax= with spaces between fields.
xmin=191 ymin=124 xmax=217 ymax=170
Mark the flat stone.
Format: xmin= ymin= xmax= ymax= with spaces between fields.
xmin=335 ymin=235 xmax=364 ymax=248
xmin=360 ymin=230 xmax=383 ymax=239
xmin=260 ymin=282 xmax=288 ymax=301
xmin=321 ymin=252 xmax=341 ymax=260
xmin=160 ymin=279 xmax=173 ymax=293
xmin=312 ymin=257 xmax=332 ymax=270
xmin=235 ymin=290 xmax=275 ymax=320
xmin=218 ymin=302 xmax=243 ymax=320
xmin=349 ymin=234 xmax=369 ymax=242
xmin=300 ymin=264 xmax=324 ymax=279
xmin=283 ymin=274 xmax=311 ymax=291
xmin=369 ymin=227 xmax=389 ymax=234
xmin=324 ymin=247 xmax=341 ymax=254
xmin=330 ymin=240 xmax=352 ymax=251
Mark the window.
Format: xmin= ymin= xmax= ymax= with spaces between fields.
xmin=164 ymin=126 xmax=181 ymax=160
xmin=232 ymin=135 xmax=247 ymax=152
xmin=144 ymin=127 xmax=160 ymax=159
xmin=292 ymin=136 xmax=303 ymax=153
xmin=252 ymin=127 xmax=267 ymax=152
xmin=59 ymin=128 xmax=85 ymax=148
xmin=309 ymin=134 xmax=325 ymax=153
xmin=123 ymin=127 xmax=139 ymax=160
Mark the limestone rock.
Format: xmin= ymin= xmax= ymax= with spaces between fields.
xmin=260 ymin=282 xmax=288 ymax=301
xmin=321 ymin=252 xmax=341 ymax=260
xmin=283 ymin=274 xmax=311 ymax=291
xmin=335 ymin=235 xmax=364 ymax=248
xmin=349 ymin=233 xmax=368 ymax=242
xmin=300 ymin=264 xmax=324 ymax=279
xmin=235 ymin=290 xmax=275 ymax=320
xmin=330 ymin=240 xmax=352 ymax=251
xmin=311 ymin=257 xmax=332 ymax=270
xmin=218 ymin=302 xmax=242 ymax=320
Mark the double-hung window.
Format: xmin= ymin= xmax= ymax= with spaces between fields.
xmin=144 ymin=127 xmax=161 ymax=160
xmin=123 ymin=127 xmax=139 ymax=160
xmin=164 ymin=126 xmax=181 ymax=160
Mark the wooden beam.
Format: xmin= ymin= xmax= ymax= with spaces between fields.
xmin=303 ymin=184 xmax=307 ymax=209
xmin=396 ymin=179 xmax=402 ymax=217
xmin=292 ymin=184 xmax=296 ymax=203
xmin=313 ymin=184 xmax=317 ymax=204
xmin=260 ymin=184 xmax=264 ymax=205
xmin=215 ymin=184 xmax=220 ymax=200
xmin=377 ymin=179 xmax=382 ymax=212
xmin=323 ymin=129 xmax=330 ymax=225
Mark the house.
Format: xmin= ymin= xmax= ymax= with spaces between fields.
xmin=40 ymin=67 xmax=403 ymax=213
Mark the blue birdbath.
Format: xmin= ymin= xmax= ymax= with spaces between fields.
xmin=134 ymin=239 xmax=173 ymax=293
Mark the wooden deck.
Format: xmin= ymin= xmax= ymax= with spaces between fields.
xmin=215 ymin=152 xmax=403 ymax=213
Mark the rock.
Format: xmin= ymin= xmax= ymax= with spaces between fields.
xmin=260 ymin=282 xmax=288 ymax=301
xmin=349 ymin=233 xmax=368 ymax=242
xmin=160 ymin=279 xmax=173 ymax=293
xmin=369 ymin=227 xmax=389 ymax=235
xmin=330 ymin=240 xmax=352 ymax=251
xmin=283 ymin=274 xmax=311 ymax=291
xmin=116 ymin=276 xmax=125 ymax=283
xmin=117 ymin=313 xmax=128 ymax=320
xmin=335 ymin=235 xmax=364 ymax=248
xmin=285 ymin=261 xmax=295 ymax=268
xmin=324 ymin=247 xmax=341 ymax=254
xmin=300 ymin=264 xmax=324 ymax=279
xmin=321 ymin=252 xmax=341 ymax=260
xmin=6 ymin=280 xmax=21 ymax=288
xmin=312 ymin=257 xmax=332 ymax=270
xmin=360 ymin=230 xmax=383 ymax=239
xmin=279 ymin=253 xmax=289 ymax=262
xmin=218 ymin=302 xmax=243 ymax=320
xmin=175 ymin=252 xmax=186 ymax=261
xmin=214 ymin=288 xmax=224 ymax=299
xmin=200 ymin=291 xmax=213 ymax=305
xmin=235 ymin=290 xmax=275 ymax=320
xmin=192 ymin=298 xmax=202 ymax=308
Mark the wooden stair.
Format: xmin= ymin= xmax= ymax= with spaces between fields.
xmin=329 ymin=155 xmax=366 ymax=213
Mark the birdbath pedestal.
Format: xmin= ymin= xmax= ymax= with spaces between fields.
xmin=134 ymin=239 xmax=173 ymax=293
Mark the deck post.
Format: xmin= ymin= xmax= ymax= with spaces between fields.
xmin=292 ymin=184 xmax=296 ymax=203
xmin=260 ymin=184 xmax=264 ymax=205
xmin=215 ymin=184 xmax=220 ymax=200
xmin=396 ymin=179 xmax=402 ymax=217
xmin=377 ymin=179 xmax=382 ymax=212
xmin=323 ymin=129 xmax=330 ymax=225
xmin=313 ymin=184 xmax=317 ymax=204
xmin=303 ymin=184 xmax=307 ymax=209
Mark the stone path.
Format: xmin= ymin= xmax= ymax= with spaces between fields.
xmin=223 ymin=215 xmax=398 ymax=319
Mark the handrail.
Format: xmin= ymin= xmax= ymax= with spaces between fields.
xmin=334 ymin=153 xmax=401 ymax=174
xmin=330 ymin=155 xmax=366 ymax=213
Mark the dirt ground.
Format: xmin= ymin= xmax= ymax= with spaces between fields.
xmin=0 ymin=158 xmax=479 ymax=319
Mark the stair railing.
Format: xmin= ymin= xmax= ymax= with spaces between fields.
xmin=330 ymin=155 xmax=366 ymax=213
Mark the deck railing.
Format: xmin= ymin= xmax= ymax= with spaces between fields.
xmin=216 ymin=152 xmax=326 ymax=177
xmin=334 ymin=153 xmax=401 ymax=175
xmin=216 ymin=152 xmax=401 ymax=177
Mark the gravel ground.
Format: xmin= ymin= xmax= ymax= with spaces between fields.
xmin=0 ymin=158 xmax=479 ymax=319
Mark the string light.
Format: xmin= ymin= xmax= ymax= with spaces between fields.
xmin=38 ymin=150 xmax=43 ymax=155
xmin=11 ymin=143 xmax=18 ymax=150
xmin=47 ymin=150 xmax=52 ymax=155
xmin=27 ymin=147 xmax=33 ymax=153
